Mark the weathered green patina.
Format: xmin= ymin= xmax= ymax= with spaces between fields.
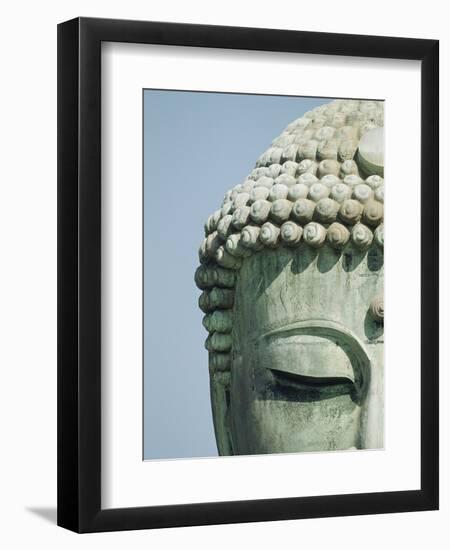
xmin=195 ymin=99 xmax=384 ymax=455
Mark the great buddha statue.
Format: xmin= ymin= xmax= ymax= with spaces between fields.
xmin=195 ymin=99 xmax=384 ymax=455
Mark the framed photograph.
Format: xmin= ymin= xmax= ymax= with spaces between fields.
xmin=57 ymin=17 xmax=439 ymax=532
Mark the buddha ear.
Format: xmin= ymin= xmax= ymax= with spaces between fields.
xmin=209 ymin=369 xmax=234 ymax=456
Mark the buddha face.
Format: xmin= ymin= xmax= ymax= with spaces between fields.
xmin=213 ymin=243 xmax=383 ymax=455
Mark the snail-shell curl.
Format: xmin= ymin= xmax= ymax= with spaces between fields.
xmin=352 ymin=183 xmax=374 ymax=203
xmin=280 ymin=221 xmax=303 ymax=247
xmin=270 ymin=199 xmax=293 ymax=224
xmin=209 ymin=353 xmax=231 ymax=373
xmin=205 ymin=332 xmax=232 ymax=353
xmin=370 ymin=295 xmax=384 ymax=322
xmin=298 ymin=172 xmax=318 ymax=186
xmin=287 ymin=183 xmax=309 ymax=202
xmin=275 ymin=174 xmax=296 ymax=187
xmin=198 ymin=239 xmax=208 ymax=264
xmin=198 ymin=287 xmax=234 ymax=313
xmin=292 ymin=198 xmax=316 ymax=224
xmin=317 ymin=159 xmax=340 ymax=178
xmin=339 ymin=199 xmax=363 ymax=224
xmin=327 ymin=222 xmax=350 ymax=249
xmin=374 ymin=224 xmax=384 ymax=247
xmin=315 ymin=126 xmax=335 ymax=141
xmin=195 ymin=266 xmax=236 ymax=290
xmin=250 ymin=186 xmax=269 ymax=203
xmin=204 ymin=209 xmax=222 ymax=236
xmin=339 ymin=141 xmax=359 ymax=162
xmin=298 ymin=159 xmax=318 ymax=176
xmin=362 ymin=200 xmax=384 ymax=227
xmin=241 ymin=225 xmax=264 ymax=251
xmin=221 ymin=201 xmax=233 ymax=217
xmin=314 ymin=198 xmax=340 ymax=224
xmin=269 ymin=183 xmax=289 ymax=201
xmin=351 ymin=223 xmax=374 ymax=250
xmin=375 ymin=185 xmax=384 ymax=203
xmin=366 ymin=175 xmax=384 ymax=190
xmin=255 ymin=176 xmax=274 ymax=189
xmin=231 ymin=192 xmax=250 ymax=212
xmin=330 ymin=183 xmax=352 ymax=203
xmin=308 ymin=182 xmax=330 ymax=202
xmin=205 ymin=231 xmax=222 ymax=259
xmin=215 ymin=246 xmax=242 ymax=270
xmin=203 ymin=309 xmax=233 ymax=333
xmin=340 ymin=159 xmax=359 ymax=177
xmin=303 ymin=222 xmax=327 ymax=248
xmin=231 ymin=206 xmax=251 ymax=230
xmin=260 ymin=222 xmax=281 ymax=248
xmin=344 ymin=174 xmax=364 ymax=188
xmin=250 ymin=199 xmax=272 ymax=225
xmin=320 ymin=174 xmax=341 ymax=189
xmin=225 ymin=233 xmax=252 ymax=258
xmin=217 ymin=214 xmax=234 ymax=241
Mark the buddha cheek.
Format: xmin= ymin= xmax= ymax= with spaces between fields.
xmin=230 ymin=366 xmax=361 ymax=454
xmin=255 ymin=395 xmax=361 ymax=453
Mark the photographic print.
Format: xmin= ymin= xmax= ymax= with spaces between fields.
xmin=143 ymin=91 xmax=384 ymax=460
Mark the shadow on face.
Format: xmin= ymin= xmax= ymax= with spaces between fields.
xmin=221 ymin=245 xmax=383 ymax=455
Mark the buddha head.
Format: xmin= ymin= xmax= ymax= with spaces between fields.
xmin=195 ymin=99 xmax=384 ymax=456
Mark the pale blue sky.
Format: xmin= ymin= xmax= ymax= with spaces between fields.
xmin=143 ymin=89 xmax=330 ymax=460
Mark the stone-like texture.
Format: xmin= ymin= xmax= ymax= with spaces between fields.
xmin=195 ymin=99 xmax=384 ymax=456
xmin=231 ymin=245 xmax=383 ymax=453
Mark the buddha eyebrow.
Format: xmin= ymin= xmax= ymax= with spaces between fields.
xmin=259 ymin=319 xmax=352 ymax=340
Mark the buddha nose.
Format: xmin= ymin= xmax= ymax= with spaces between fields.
xmin=359 ymin=351 xmax=384 ymax=449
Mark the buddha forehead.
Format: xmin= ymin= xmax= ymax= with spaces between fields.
xmin=233 ymin=244 xmax=383 ymax=347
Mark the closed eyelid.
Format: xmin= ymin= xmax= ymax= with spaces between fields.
xmin=269 ymin=368 xmax=355 ymax=402
xmin=255 ymin=319 xmax=371 ymax=395
xmin=269 ymin=368 xmax=354 ymax=387
xmin=260 ymin=334 xmax=356 ymax=384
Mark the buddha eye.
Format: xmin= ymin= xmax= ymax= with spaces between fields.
xmin=260 ymin=333 xmax=356 ymax=384
xmin=269 ymin=368 xmax=355 ymax=400
xmin=257 ymin=321 xmax=371 ymax=401
xmin=270 ymin=369 xmax=354 ymax=388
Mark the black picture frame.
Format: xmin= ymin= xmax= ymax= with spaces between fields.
xmin=57 ymin=16 xmax=439 ymax=533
